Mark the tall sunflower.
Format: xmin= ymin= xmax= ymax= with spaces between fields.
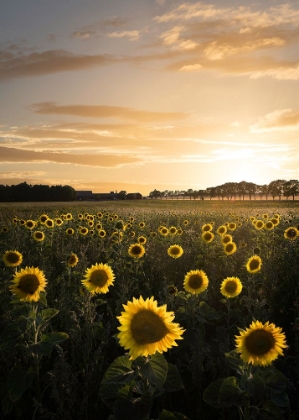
xmin=183 ymin=269 xmax=209 ymax=294
xmin=167 ymin=244 xmax=184 ymax=259
xmin=10 ymin=266 xmax=47 ymax=302
xmin=128 ymin=243 xmax=145 ymax=259
xmin=117 ymin=296 xmax=184 ymax=360
xmin=246 ymin=255 xmax=262 ymax=273
xmin=81 ymin=263 xmax=115 ymax=294
xmin=235 ymin=320 xmax=287 ymax=366
xmin=220 ymin=277 xmax=242 ymax=298
xmin=3 ymin=250 xmax=23 ymax=267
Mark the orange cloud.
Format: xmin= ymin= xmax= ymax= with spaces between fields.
xmin=30 ymin=102 xmax=188 ymax=122
xmin=0 ymin=146 xmax=140 ymax=167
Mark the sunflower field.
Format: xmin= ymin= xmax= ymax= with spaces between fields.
xmin=0 ymin=200 xmax=298 ymax=420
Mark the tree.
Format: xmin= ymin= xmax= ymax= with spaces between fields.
xmin=149 ymin=189 xmax=162 ymax=199
xmin=283 ymin=180 xmax=299 ymax=200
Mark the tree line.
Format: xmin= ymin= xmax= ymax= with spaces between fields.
xmin=148 ymin=179 xmax=299 ymax=201
xmin=0 ymin=182 xmax=77 ymax=202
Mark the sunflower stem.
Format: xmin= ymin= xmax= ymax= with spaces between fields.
xmin=32 ymin=304 xmax=42 ymax=405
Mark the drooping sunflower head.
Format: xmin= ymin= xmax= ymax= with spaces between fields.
xmin=224 ymin=242 xmax=237 ymax=256
xmin=10 ymin=266 xmax=47 ymax=302
xmin=235 ymin=320 xmax=287 ymax=366
xmin=3 ymin=250 xmax=23 ymax=267
xmin=81 ymin=263 xmax=115 ymax=294
xmin=284 ymin=227 xmax=299 ymax=240
xmin=220 ymin=277 xmax=243 ymax=298
xmin=67 ymin=253 xmax=79 ymax=268
xmin=33 ymin=231 xmax=45 ymax=242
xmin=202 ymin=231 xmax=214 ymax=243
xmin=183 ymin=269 xmax=209 ymax=295
xmin=117 ymin=296 xmax=184 ymax=360
xmin=128 ymin=243 xmax=145 ymax=259
xmin=246 ymin=255 xmax=262 ymax=273
xmin=167 ymin=245 xmax=184 ymax=259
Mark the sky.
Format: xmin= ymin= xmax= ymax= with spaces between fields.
xmin=1 ymin=0 xmax=299 ymax=196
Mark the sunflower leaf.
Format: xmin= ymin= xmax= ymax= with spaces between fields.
xmin=7 ymin=366 xmax=35 ymax=402
xmin=101 ymin=356 xmax=135 ymax=385
xmin=218 ymin=376 xmax=244 ymax=406
xmin=29 ymin=340 xmax=54 ymax=357
xmin=163 ymin=363 xmax=184 ymax=392
xmin=41 ymin=332 xmax=69 ymax=344
xmin=203 ymin=378 xmax=224 ymax=407
xmin=140 ymin=353 xmax=168 ymax=389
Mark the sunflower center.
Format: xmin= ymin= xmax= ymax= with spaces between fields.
xmin=18 ymin=274 xmax=40 ymax=295
xmin=249 ymin=259 xmax=259 ymax=270
xmin=7 ymin=252 xmax=20 ymax=264
xmin=287 ymin=229 xmax=296 ymax=238
xmin=245 ymin=329 xmax=275 ymax=355
xmin=224 ymin=280 xmax=237 ymax=293
xmin=131 ymin=245 xmax=142 ymax=255
xmin=35 ymin=232 xmax=43 ymax=239
xmin=89 ymin=269 xmax=109 ymax=287
xmin=188 ymin=274 xmax=203 ymax=289
xmin=131 ymin=309 xmax=169 ymax=345
xmin=170 ymin=247 xmax=180 ymax=255
xmin=226 ymin=243 xmax=234 ymax=252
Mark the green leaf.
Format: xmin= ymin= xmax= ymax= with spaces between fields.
xmin=140 ymin=352 xmax=168 ymax=389
xmin=241 ymin=373 xmax=265 ymax=398
xmin=41 ymin=332 xmax=69 ymax=343
xmin=0 ymin=322 xmax=27 ymax=350
xmin=101 ymin=356 xmax=134 ymax=385
xmin=29 ymin=340 xmax=53 ymax=357
xmin=1 ymin=383 xmax=14 ymax=415
xmin=163 ymin=363 xmax=184 ymax=392
xmin=218 ymin=376 xmax=243 ymax=407
xmin=198 ymin=301 xmax=221 ymax=320
xmin=7 ymin=366 xmax=35 ymax=402
xmin=40 ymin=308 xmax=59 ymax=322
xmin=38 ymin=292 xmax=47 ymax=307
xmin=225 ymin=350 xmax=244 ymax=371
xmin=260 ymin=400 xmax=283 ymax=420
xmin=113 ymin=388 xmax=152 ymax=420
xmin=203 ymin=378 xmax=224 ymax=407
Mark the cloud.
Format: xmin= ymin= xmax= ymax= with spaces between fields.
xmin=179 ymin=63 xmax=202 ymax=71
xmin=30 ymin=102 xmax=188 ymax=122
xmin=0 ymin=49 xmax=116 ymax=80
xmin=70 ymin=31 xmax=95 ymax=39
xmin=107 ymin=31 xmax=140 ymax=41
xmin=251 ymin=109 xmax=299 ymax=132
xmin=0 ymin=146 xmax=140 ymax=167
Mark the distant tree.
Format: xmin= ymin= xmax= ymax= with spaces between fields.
xmin=268 ymin=180 xmax=286 ymax=200
xmin=149 ymin=189 xmax=162 ymax=199
xmin=283 ymin=180 xmax=299 ymax=200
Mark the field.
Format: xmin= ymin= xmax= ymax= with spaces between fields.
xmin=0 ymin=200 xmax=298 ymax=420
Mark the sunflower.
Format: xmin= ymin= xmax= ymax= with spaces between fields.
xmin=159 ymin=226 xmax=169 ymax=237
xmin=39 ymin=214 xmax=48 ymax=224
xmin=55 ymin=218 xmax=63 ymax=226
xmin=97 ymin=212 xmax=103 ymax=218
xmin=66 ymin=227 xmax=75 ymax=235
xmin=65 ymin=213 xmax=73 ymax=220
xmin=246 ymin=255 xmax=262 ymax=274
xmin=177 ymin=228 xmax=183 ymax=235
xmin=221 ymin=234 xmax=233 ymax=245
xmin=264 ymin=221 xmax=274 ymax=231
xmin=67 ymin=253 xmax=79 ymax=268
xmin=117 ymin=296 xmax=184 ymax=360
xmin=167 ymin=245 xmax=184 ymax=259
xmin=79 ymin=226 xmax=89 ymax=236
xmin=139 ymin=222 xmax=146 ymax=228
xmin=271 ymin=217 xmax=280 ymax=226
xmin=202 ymin=223 xmax=213 ymax=232
xmin=183 ymin=269 xmax=209 ymax=294
xmin=81 ymin=263 xmax=115 ymax=294
xmin=220 ymin=277 xmax=243 ymax=298
xmin=169 ymin=226 xmax=177 ymax=235
xmin=98 ymin=229 xmax=106 ymax=238
xmin=217 ymin=225 xmax=227 ymax=236
xmin=202 ymin=231 xmax=214 ymax=243
xmin=25 ymin=220 xmax=36 ymax=230
xmin=284 ymin=227 xmax=299 ymax=240
xmin=228 ymin=222 xmax=237 ymax=231
xmin=183 ymin=220 xmax=189 ymax=226
xmin=45 ymin=219 xmax=55 ymax=229
xmin=128 ymin=243 xmax=145 ymax=259
xmin=235 ymin=320 xmax=287 ymax=366
xmin=33 ymin=231 xmax=45 ymax=242
xmin=224 ymin=242 xmax=237 ymax=256
xmin=255 ymin=220 xmax=264 ymax=230
xmin=138 ymin=236 xmax=147 ymax=245
xmin=10 ymin=266 xmax=47 ymax=302
xmin=3 ymin=250 xmax=23 ymax=267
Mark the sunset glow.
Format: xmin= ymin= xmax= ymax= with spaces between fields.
xmin=1 ymin=0 xmax=299 ymax=195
